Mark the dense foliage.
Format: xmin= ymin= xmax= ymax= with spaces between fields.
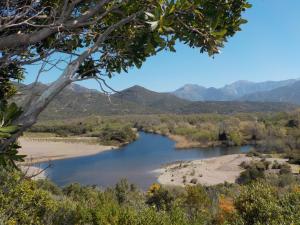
xmin=0 ymin=64 xmax=24 ymax=168
xmin=0 ymin=168 xmax=299 ymax=225
xmin=29 ymin=112 xmax=300 ymax=163
xmin=1 ymin=0 xmax=250 ymax=69
xmin=29 ymin=117 xmax=137 ymax=146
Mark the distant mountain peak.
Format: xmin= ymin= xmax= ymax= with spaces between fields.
xmin=182 ymin=83 xmax=203 ymax=87
xmin=127 ymin=85 xmax=148 ymax=91
xmin=67 ymin=83 xmax=99 ymax=93
xmin=173 ymin=84 xmax=207 ymax=101
xmin=226 ymin=80 xmax=253 ymax=86
xmin=180 ymin=84 xmax=206 ymax=90
xmin=173 ymin=78 xmax=300 ymax=101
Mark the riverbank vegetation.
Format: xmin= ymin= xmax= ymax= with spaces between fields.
xmin=28 ymin=111 xmax=300 ymax=164
xmin=1 ymin=167 xmax=299 ymax=225
xmin=28 ymin=117 xmax=137 ymax=146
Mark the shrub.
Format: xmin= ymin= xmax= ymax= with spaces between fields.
xmin=236 ymin=162 xmax=266 ymax=184
xmin=246 ymin=149 xmax=262 ymax=157
xmin=35 ymin=179 xmax=63 ymax=196
xmin=279 ymin=163 xmax=292 ymax=175
xmin=0 ymin=169 xmax=58 ymax=225
xmin=235 ymin=181 xmax=285 ymax=225
xmin=229 ymin=131 xmax=244 ymax=146
xmin=286 ymin=119 xmax=299 ymax=128
xmin=99 ymin=125 xmax=137 ymax=145
xmin=272 ymin=160 xmax=280 ymax=169
xmin=216 ymin=196 xmax=238 ymax=224
xmin=114 ymin=179 xmax=140 ymax=206
xmin=286 ymin=152 xmax=300 ymax=165
xmin=183 ymin=185 xmax=212 ymax=221
xmin=146 ymin=184 xmax=175 ymax=211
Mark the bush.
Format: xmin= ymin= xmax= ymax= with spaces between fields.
xmin=235 ymin=181 xmax=300 ymax=225
xmin=246 ymin=149 xmax=262 ymax=157
xmin=286 ymin=119 xmax=299 ymax=128
xmin=99 ymin=125 xmax=137 ymax=145
xmin=183 ymin=185 xmax=212 ymax=221
xmin=146 ymin=184 xmax=175 ymax=211
xmin=0 ymin=169 xmax=58 ymax=225
xmin=35 ymin=179 xmax=63 ymax=195
xmin=236 ymin=161 xmax=268 ymax=184
xmin=286 ymin=152 xmax=300 ymax=165
xmin=271 ymin=161 xmax=292 ymax=174
xmin=114 ymin=179 xmax=141 ymax=206
xmin=229 ymin=131 xmax=244 ymax=146
xmin=272 ymin=160 xmax=280 ymax=169
xmin=279 ymin=163 xmax=292 ymax=175
xmin=235 ymin=181 xmax=285 ymax=225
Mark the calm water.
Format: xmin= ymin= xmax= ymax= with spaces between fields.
xmin=41 ymin=132 xmax=250 ymax=189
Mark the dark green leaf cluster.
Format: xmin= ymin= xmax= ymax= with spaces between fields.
xmin=0 ymin=64 xmax=24 ymax=108
xmin=0 ymin=103 xmax=25 ymax=168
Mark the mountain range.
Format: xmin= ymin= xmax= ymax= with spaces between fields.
xmin=173 ymin=79 xmax=300 ymax=102
xmin=240 ymin=81 xmax=300 ymax=104
xmin=13 ymin=81 xmax=298 ymax=120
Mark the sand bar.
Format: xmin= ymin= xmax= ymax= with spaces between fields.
xmin=19 ymin=137 xmax=117 ymax=164
xmin=156 ymin=154 xmax=295 ymax=187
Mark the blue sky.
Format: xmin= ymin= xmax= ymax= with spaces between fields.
xmin=24 ymin=0 xmax=300 ymax=92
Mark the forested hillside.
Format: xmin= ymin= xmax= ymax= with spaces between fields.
xmin=14 ymin=83 xmax=297 ymax=120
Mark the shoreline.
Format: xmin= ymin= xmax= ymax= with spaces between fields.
xmin=168 ymin=134 xmax=217 ymax=149
xmin=142 ymin=130 xmax=217 ymax=148
xmin=142 ymin=130 xmax=240 ymax=149
xmin=156 ymin=154 xmax=297 ymax=187
xmin=19 ymin=137 xmax=118 ymax=164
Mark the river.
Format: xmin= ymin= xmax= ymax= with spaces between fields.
xmin=41 ymin=132 xmax=250 ymax=189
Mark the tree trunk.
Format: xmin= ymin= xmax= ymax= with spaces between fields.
xmin=0 ymin=61 xmax=79 ymax=152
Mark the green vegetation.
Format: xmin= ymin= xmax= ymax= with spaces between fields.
xmin=1 ymin=167 xmax=299 ymax=225
xmin=235 ymin=181 xmax=300 ymax=225
xmin=29 ymin=112 xmax=300 ymax=161
xmin=29 ymin=117 xmax=137 ymax=146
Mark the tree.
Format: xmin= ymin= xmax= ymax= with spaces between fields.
xmin=0 ymin=0 xmax=251 ymax=164
xmin=235 ymin=181 xmax=300 ymax=225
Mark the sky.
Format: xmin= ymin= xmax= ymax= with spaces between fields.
xmin=24 ymin=0 xmax=300 ymax=92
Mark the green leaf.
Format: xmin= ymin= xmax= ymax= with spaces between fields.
xmin=212 ymin=29 xmax=227 ymax=37
xmin=244 ymin=3 xmax=252 ymax=8
xmin=0 ymin=132 xmax=11 ymax=138
xmin=0 ymin=125 xmax=19 ymax=134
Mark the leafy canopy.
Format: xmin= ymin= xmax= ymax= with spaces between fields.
xmin=0 ymin=0 xmax=250 ymax=77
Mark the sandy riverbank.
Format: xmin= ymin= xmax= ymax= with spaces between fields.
xmin=19 ymin=137 xmax=117 ymax=164
xmin=156 ymin=154 xmax=294 ymax=187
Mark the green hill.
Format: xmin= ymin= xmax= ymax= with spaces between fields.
xmin=13 ymin=83 xmax=298 ymax=120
